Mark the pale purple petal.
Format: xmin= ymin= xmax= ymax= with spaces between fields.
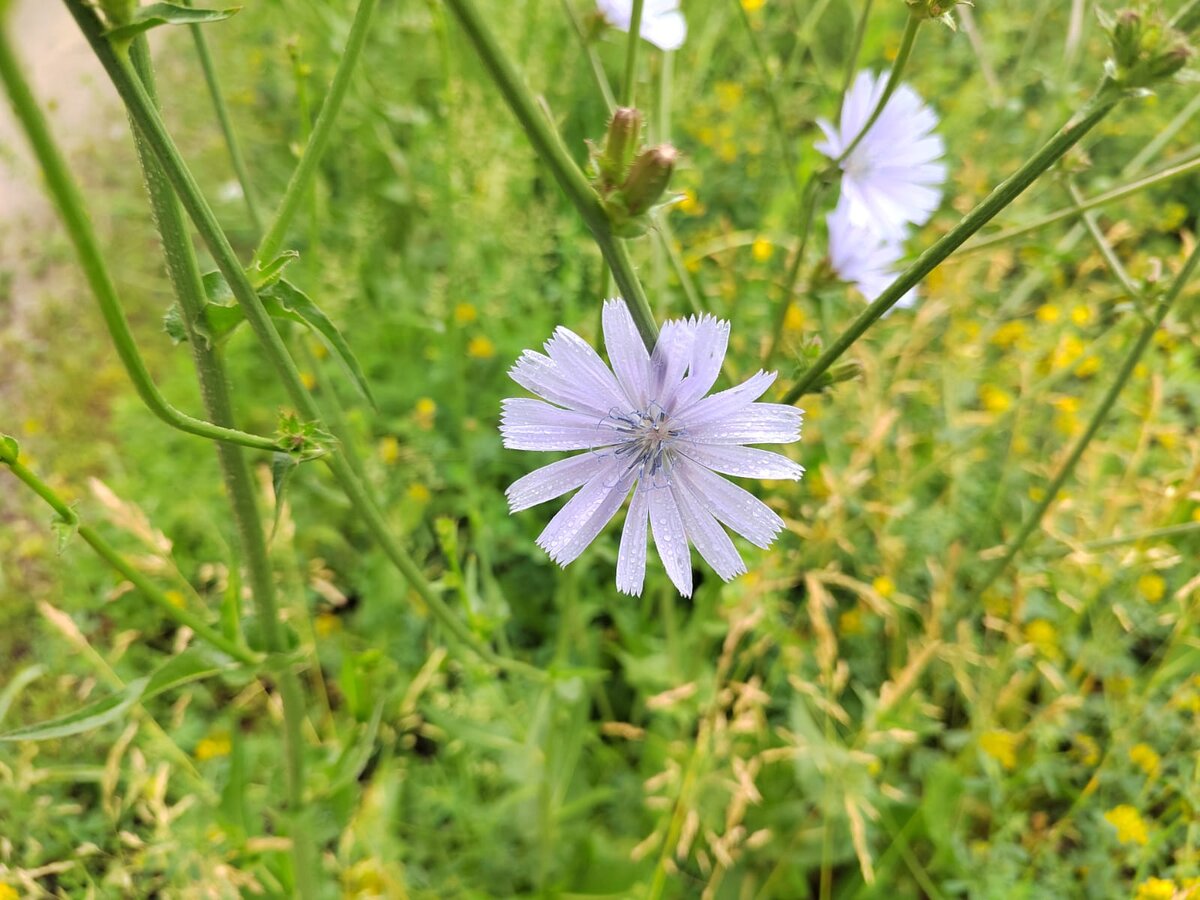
xmin=603 ymin=298 xmax=653 ymax=409
xmin=616 ymin=481 xmax=650 ymax=596
xmin=510 ymin=350 xmax=618 ymax=417
xmin=506 ymin=452 xmax=612 ymax=512
xmin=500 ymin=398 xmax=617 ymax=451
xmin=674 ymin=460 xmax=785 ymax=549
xmin=648 ymin=482 xmax=693 ymax=597
xmin=671 ymin=480 xmax=745 ymax=582
xmin=596 ymin=0 xmax=687 ymax=50
xmin=684 ymin=403 xmax=803 ymax=445
xmin=678 ymin=444 xmax=805 ymax=480
xmin=668 ymin=314 xmax=730 ymax=412
xmin=544 ymin=327 xmax=632 ymax=414
xmin=537 ymin=458 xmax=636 ymax=566
xmin=674 ymin=370 xmax=776 ymax=427
xmin=649 ymin=317 xmax=695 ymax=404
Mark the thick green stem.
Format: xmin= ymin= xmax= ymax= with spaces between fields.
xmin=62 ymin=0 xmax=541 ymax=681
xmin=962 ymin=152 xmax=1200 ymax=254
xmin=187 ymin=13 xmax=263 ymax=233
xmin=252 ymin=0 xmax=379 ymax=267
xmin=443 ymin=0 xmax=659 ymax=350
xmin=972 ymin=239 xmax=1200 ymax=598
xmin=127 ymin=37 xmax=318 ymax=895
xmin=1 ymin=455 xmax=260 ymax=666
xmin=0 ymin=25 xmax=282 ymax=454
xmin=835 ymin=13 xmax=920 ymax=165
xmin=783 ymin=83 xmax=1122 ymax=404
xmin=622 ymin=0 xmax=645 ymax=107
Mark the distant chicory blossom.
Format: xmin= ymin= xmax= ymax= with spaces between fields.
xmin=596 ymin=0 xmax=687 ymax=52
xmin=815 ymin=70 xmax=946 ymax=241
xmin=826 ymin=202 xmax=917 ymax=308
xmin=501 ymin=299 xmax=803 ymax=598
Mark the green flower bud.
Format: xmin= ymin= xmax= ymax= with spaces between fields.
xmin=597 ymin=107 xmax=643 ymax=188
xmin=620 ymin=144 xmax=678 ymax=217
xmin=0 ymin=434 xmax=19 ymax=465
xmin=905 ymin=0 xmax=971 ymax=28
xmin=1102 ymin=7 xmax=1195 ymax=89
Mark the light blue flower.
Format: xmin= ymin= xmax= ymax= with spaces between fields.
xmin=827 ymin=200 xmax=918 ymax=308
xmin=596 ymin=0 xmax=687 ymax=52
xmin=501 ymin=299 xmax=803 ymax=597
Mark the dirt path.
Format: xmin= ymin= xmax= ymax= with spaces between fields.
xmin=0 ymin=0 xmax=117 ymax=386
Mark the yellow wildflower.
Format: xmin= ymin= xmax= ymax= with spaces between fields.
xmin=872 ymin=576 xmax=896 ymax=599
xmin=1104 ymin=805 xmax=1149 ymax=845
xmin=1036 ymin=304 xmax=1061 ymax=323
xmin=677 ymin=188 xmax=703 ymax=215
xmin=310 ymin=339 xmax=329 ymax=360
xmin=718 ymin=141 xmax=738 ymax=163
xmin=1136 ymin=878 xmax=1178 ymax=900
xmin=1072 ymin=733 xmax=1100 ymax=767
xmin=715 ymin=82 xmax=744 ymax=112
xmin=315 ymin=612 xmax=342 ymax=637
xmin=414 ymin=397 xmax=437 ymax=430
xmin=741 ymin=0 xmax=766 ymax=10
xmin=300 ymin=371 xmax=317 ymax=391
xmin=1050 ymin=334 xmax=1086 ymax=371
xmin=406 ymin=483 xmax=432 ymax=504
xmin=454 ymin=302 xmax=478 ymax=324
xmin=164 ymin=590 xmax=186 ymax=609
xmin=377 ymin=435 xmax=401 ymax=466
xmin=980 ymin=730 xmax=1020 ymax=770
xmin=751 ymin=237 xmax=774 ymax=262
xmin=196 ymin=733 xmax=233 ymax=761
xmin=1137 ymin=573 xmax=1166 ymax=604
xmin=991 ymin=320 xmax=1028 ymax=349
xmin=1070 ymin=305 xmax=1093 ymax=326
xmin=1024 ymin=619 xmax=1060 ymax=659
xmin=979 ymin=384 xmax=1013 ymax=414
xmin=467 ymin=336 xmax=496 ymax=359
xmin=838 ymin=607 xmax=865 ymax=636
xmin=1129 ymin=743 xmax=1161 ymax=778
xmin=783 ymin=305 xmax=805 ymax=332
xmin=0 ymin=885 xmax=18 ymax=900
xmin=1075 ymin=356 xmax=1101 ymax=377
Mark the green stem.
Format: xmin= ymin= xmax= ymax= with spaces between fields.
xmin=836 ymin=0 xmax=875 ymax=120
xmin=443 ymin=0 xmax=659 ymax=350
xmin=559 ymin=0 xmax=616 ymax=109
xmin=63 ymin=0 xmax=543 ymax=682
xmin=765 ymin=178 xmax=827 ymax=365
xmin=1067 ymin=178 xmax=1138 ymax=296
xmin=127 ymin=37 xmax=318 ymax=895
xmin=962 ymin=151 xmax=1200 ymax=254
xmin=186 ymin=8 xmax=263 ymax=233
xmin=252 ymin=0 xmax=380 ymax=267
xmin=971 ymin=239 xmax=1200 ymax=598
xmin=0 ymin=25 xmax=282 ymax=454
xmin=622 ymin=0 xmax=645 ymax=107
xmin=834 ymin=13 xmax=920 ymax=165
xmin=1 ymin=455 xmax=260 ymax=666
xmin=783 ymin=82 xmax=1122 ymax=404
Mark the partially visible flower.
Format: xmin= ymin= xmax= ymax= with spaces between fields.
xmin=501 ymin=299 xmax=803 ymax=597
xmin=597 ymin=0 xmax=687 ymax=51
xmin=1136 ymin=878 xmax=1179 ymax=900
xmin=467 ymin=335 xmax=496 ymax=359
xmin=980 ymin=729 xmax=1020 ymax=770
xmin=1104 ymin=804 xmax=1149 ymax=846
xmin=815 ymin=70 xmax=946 ymax=240
xmin=1129 ymin=743 xmax=1161 ymax=778
xmin=826 ymin=202 xmax=916 ymax=307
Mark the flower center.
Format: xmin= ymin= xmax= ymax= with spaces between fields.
xmin=606 ymin=405 xmax=681 ymax=479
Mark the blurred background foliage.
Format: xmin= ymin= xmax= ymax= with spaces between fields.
xmin=1 ymin=0 xmax=1199 ymax=896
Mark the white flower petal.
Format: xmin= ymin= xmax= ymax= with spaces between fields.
xmin=616 ymin=480 xmax=650 ymax=596
xmin=506 ymin=452 xmax=612 ymax=512
xmin=675 ymin=460 xmax=785 ymax=549
xmin=649 ymin=316 xmax=695 ymax=404
xmin=596 ymin=0 xmax=687 ymax=50
xmin=679 ymin=444 xmax=805 ymax=480
xmin=510 ymin=350 xmax=618 ymax=417
xmin=685 ymin=403 xmax=803 ymax=445
xmin=671 ymin=479 xmax=745 ymax=582
xmin=669 ymin=314 xmax=730 ymax=412
xmin=545 ymin=327 xmax=632 ymax=414
xmin=648 ymin=481 xmax=693 ymax=597
xmin=500 ymin=398 xmax=618 ymax=451
xmin=603 ymin=297 xmax=653 ymax=409
xmin=537 ymin=458 xmax=636 ymax=566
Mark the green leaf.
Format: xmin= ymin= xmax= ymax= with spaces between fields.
xmin=105 ymin=3 xmax=241 ymax=41
xmin=0 ymin=664 xmax=45 ymax=726
xmin=264 ymin=279 xmax=377 ymax=409
xmin=249 ymin=250 xmax=299 ymax=290
xmin=51 ymin=516 xmax=78 ymax=553
xmin=0 ymin=650 xmax=236 ymax=743
xmin=270 ymin=451 xmax=299 ymax=539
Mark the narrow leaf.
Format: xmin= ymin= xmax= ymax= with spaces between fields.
xmin=0 ymin=677 xmax=149 ymax=743
xmin=106 ymin=3 xmax=240 ymax=41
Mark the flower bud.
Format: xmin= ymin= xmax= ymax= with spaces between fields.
xmin=905 ymin=0 xmax=970 ymax=28
xmin=0 ymin=434 xmax=18 ymax=465
xmin=621 ymin=144 xmax=678 ymax=217
xmin=1103 ymin=7 xmax=1195 ymax=89
xmin=597 ymin=107 xmax=643 ymax=188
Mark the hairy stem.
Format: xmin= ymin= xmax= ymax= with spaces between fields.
xmin=783 ymin=82 xmax=1123 ymax=403
xmin=127 ymin=37 xmax=318 ymax=895
xmin=0 ymin=25 xmax=282 ymax=453
xmin=443 ymin=0 xmax=659 ymax=350
xmin=253 ymin=0 xmax=380 ymax=267
xmin=972 ymin=238 xmax=1200 ymax=598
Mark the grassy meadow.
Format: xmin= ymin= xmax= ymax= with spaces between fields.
xmin=1 ymin=0 xmax=1199 ymax=896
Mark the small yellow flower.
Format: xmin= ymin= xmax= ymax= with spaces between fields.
xmin=1028 ymin=486 xmax=1046 ymax=502
xmin=718 ymin=141 xmax=738 ymax=163
xmin=741 ymin=0 xmax=766 ymax=11
xmin=751 ymin=237 xmax=774 ymax=262
xmin=872 ymin=576 xmax=896 ymax=599
xmin=1050 ymin=334 xmax=1086 ymax=371
xmin=1107 ymin=673 xmax=1133 ymax=697
xmin=315 ymin=612 xmax=342 ymax=637
xmin=406 ymin=483 xmax=432 ymax=504
xmin=1136 ymin=878 xmax=1179 ymax=900
xmin=783 ymin=305 xmax=805 ymax=332
xmin=196 ymin=733 xmax=233 ymax=761
xmin=838 ymin=607 xmax=865 ymax=636
xmin=1075 ymin=356 xmax=1101 ymax=377
xmin=677 ymin=188 xmax=703 ymax=215
xmin=467 ymin=336 xmax=496 ymax=359
xmin=1137 ymin=573 xmax=1166 ymax=604
xmin=1024 ymin=619 xmax=1060 ymax=659
xmin=1070 ymin=305 xmax=1093 ymax=326
xmin=1134 ymin=362 xmax=1150 ymax=379
xmin=310 ymin=339 xmax=329 ymax=360
xmin=1129 ymin=743 xmax=1161 ymax=778
xmin=1072 ymin=733 xmax=1101 ymax=767
xmin=1036 ymin=304 xmax=1061 ymax=323
xmin=1104 ymin=805 xmax=1149 ymax=845
xmin=979 ymin=384 xmax=1013 ymax=414
xmin=715 ymin=82 xmax=744 ymax=112
xmin=980 ymin=730 xmax=1020 ymax=770
xmin=377 ymin=435 xmax=401 ymax=466
xmin=454 ymin=302 xmax=478 ymax=324
xmin=0 ymin=885 xmax=19 ymax=900
xmin=300 ymin=371 xmax=317 ymax=391
xmin=164 ymin=590 xmax=187 ymax=609
xmin=991 ymin=320 xmax=1028 ymax=349
xmin=414 ymin=397 xmax=437 ymax=430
